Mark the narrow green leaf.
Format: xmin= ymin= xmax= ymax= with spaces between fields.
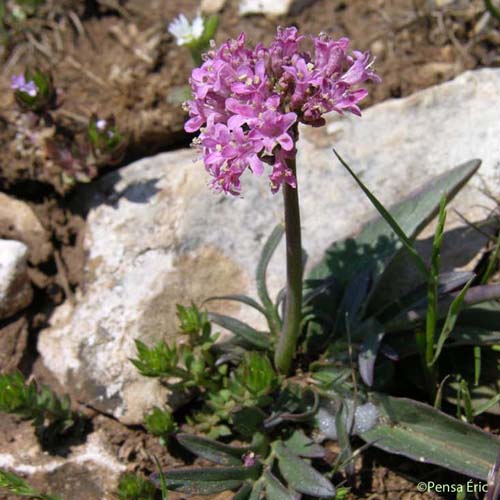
xmin=256 ymin=224 xmax=284 ymax=334
xmin=263 ymin=471 xmax=299 ymax=500
xmin=208 ymin=313 xmax=271 ymax=350
xmin=425 ymin=194 xmax=447 ymax=366
xmin=474 ymin=346 xmax=482 ymax=386
xmin=233 ymin=482 xmax=253 ymax=500
xmin=274 ymin=442 xmax=336 ymax=497
xmin=177 ymin=434 xmax=246 ymax=466
xmin=335 ymin=401 xmax=354 ymax=476
xmin=152 ymin=454 xmax=169 ymax=500
xmin=481 ymin=230 xmax=500 ymax=284
xmin=458 ymin=379 xmax=474 ymax=422
xmin=249 ymin=480 xmax=265 ymax=500
xmin=204 ymin=295 xmax=267 ymax=316
xmin=431 ymin=277 xmax=474 ymax=365
xmin=473 ymin=393 xmax=500 ymax=416
xmin=333 ymin=149 xmax=429 ymax=279
xmin=359 ymin=394 xmax=500 ymax=480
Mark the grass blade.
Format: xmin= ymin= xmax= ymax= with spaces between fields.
xmin=431 ymin=277 xmax=474 ymax=366
xmin=205 ymin=295 xmax=267 ymax=316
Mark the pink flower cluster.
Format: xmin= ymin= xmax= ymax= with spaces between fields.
xmin=184 ymin=27 xmax=380 ymax=195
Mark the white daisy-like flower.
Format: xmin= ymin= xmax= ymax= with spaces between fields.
xmin=168 ymin=13 xmax=204 ymax=46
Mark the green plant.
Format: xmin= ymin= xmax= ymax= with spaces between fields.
xmin=11 ymin=68 xmax=56 ymax=114
xmin=0 ymin=372 xmax=83 ymax=447
xmin=87 ymin=115 xmax=126 ymax=166
xmin=0 ymin=469 xmax=61 ymax=500
xmin=144 ymin=407 xmax=177 ymax=445
xmin=117 ymin=473 xmax=157 ymax=500
xmin=129 ymin=25 xmax=500 ymax=499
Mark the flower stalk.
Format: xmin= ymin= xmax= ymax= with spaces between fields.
xmin=275 ymin=150 xmax=303 ymax=374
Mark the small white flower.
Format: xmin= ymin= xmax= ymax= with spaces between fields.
xmin=168 ymin=13 xmax=204 ymax=46
xmin=96 ymin=119 xmax=107 ymax=130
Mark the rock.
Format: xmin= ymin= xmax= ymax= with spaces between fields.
xmin=0 ymin=415 xmax=125 ymax=500
xmin=0 ymin=239 xmax=33 ymax=320
xmin=239 ymin=0 xmax=316 ymax=17
xmin=38 ymin=68 xmax=500 ymax=424
xmin=201 ymin=0 xmax=227 ymax=14
xmin=0 ymin=193 xmax=53 ymax=265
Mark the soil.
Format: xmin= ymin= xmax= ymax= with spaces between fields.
xmin=0 ymin=0 xmax=498 ymax=498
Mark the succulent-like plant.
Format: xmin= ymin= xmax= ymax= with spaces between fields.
xmin=0 ymin=372 xmax=83 ymax=448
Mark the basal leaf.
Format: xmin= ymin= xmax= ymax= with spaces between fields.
xmin=263 ymin=471 xmax=300 ymax=500
xmin=284 ymin=430 xmax=326 ymax=458
xmin=274 ymin=442 xmax=336 ymax=497
xmin=232 ymin=407 xmax=266 ymax=438
xmin=384 ymin=285 xmax=500 ymax=332
xmin=385 ymin=326 xmax=500 ymax=359
xmin=208 ymin=313 xmax=271 ymax=350
xmin=151 ymin=465 xmax=260 ymax=494
xmin=309 ymin=158 xmax=480 ymax=301
xmin=176 ymin=433 xmax=246 ymax=466
xmin=359 ymin=394 xmax=500 ymax=480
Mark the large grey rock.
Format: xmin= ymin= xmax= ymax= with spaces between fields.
xmin=38 ymin=68 xmax=500 ymax=424
xmin=0 ymin=239 xmax=33 ymax=320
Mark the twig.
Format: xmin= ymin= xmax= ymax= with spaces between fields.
xmin=54 ymin=250 xmax=75 ymax=306
xmin=65 ymin=56 xmax=109 ymax=89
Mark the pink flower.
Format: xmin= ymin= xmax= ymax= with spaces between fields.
xmin=184 ymin=26 xmax=380 ymax=195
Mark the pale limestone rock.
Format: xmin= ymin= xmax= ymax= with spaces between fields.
xmin=0 ymin=423 xmax=125 ymax=500
xmin=0 ymin=239 xmax=33 ymax=320
xmin=38 ymin=68 xmax=500 ymax=424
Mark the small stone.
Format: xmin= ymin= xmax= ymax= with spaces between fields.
xmin=0 ymin=317 xmax=28 ymax=373
xmin=201 ymin=0 xmax=227 ymax=14
xmin=0 ymin=239 xmax=33 ymax=320
xmin=0 ymin=193 xmax=53 ymax=265
xmin=238 ymin=0 xmax=316 ymax=17
xmin=370 ymin=40 xmax=386 ymax=58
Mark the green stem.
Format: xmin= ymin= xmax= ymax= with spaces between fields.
xmin=274 ymin=154 xmax=303 ymax=374
xmin=485 ymin=0 xmax=500 ymax=20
